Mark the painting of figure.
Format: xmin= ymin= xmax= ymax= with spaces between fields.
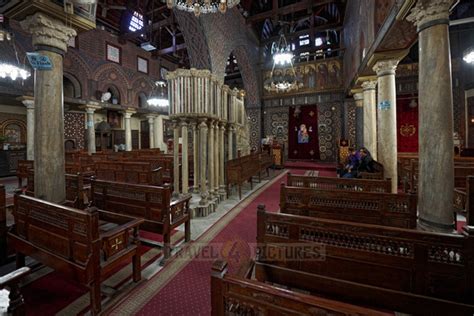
xmin=328 ymin=60 xmax=342 ymax=88
xmin=317 ymin=62 xmax=328 ymax=89
xmin=298 ymin=124 xmax=309 ymax=144
xmin=305 ymin=65 xmax=316 ymax=88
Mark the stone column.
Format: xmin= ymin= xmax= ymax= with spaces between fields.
xmin=407 ymin=0 xmax=454 ymax=232
xmin=154 ymin=115 xmax=161 ymax=152
xmin=123 ymin=110 xmax=135 ymax=151
xmin=193 ymin=121 xmax=199 ymax=192
xmin=21 ymin=13 xmax=76 ymax=203
xmin=374 ymin=60 xmax=399 ymax=193
xmin=147 ymin=115 xmax=155 ymax=149
xmin=214 ymin=121 xmax=219 ymax=196
xmin=228 ymin=124 xmax=234 ymax=160
xmin=219 ymin=123 xmax=226 ymax=196
xmin=21 ymin=98 xmax=35 ymax=160
xmin=199 ymin=118 xmax=208 ymax=205
xmin=353 ymin=92 xmax=364 ymax=149
xmin=208 ymin=120 xmax=215 ymax=198
xmin=361 ymin=80 xmax=378 ymax=160
xmin=172 ymin=120 xmax=180 ymax=197
xmin=84 ymin=103 xmax=100 ymax=155
xmin=180 ymin=119 xmax=189 ymax=194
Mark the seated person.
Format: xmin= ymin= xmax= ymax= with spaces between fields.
xmin=341 ymin=147 xmax=360 ymax=178
xmin=356 ymin=147 xmax=375 ymax=176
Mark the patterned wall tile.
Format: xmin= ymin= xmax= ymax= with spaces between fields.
xmin=64 ymin=112 xmax=85 ymax=149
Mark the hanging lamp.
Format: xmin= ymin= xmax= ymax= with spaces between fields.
xmin=0 ymin=15 xmax=31 ymax=81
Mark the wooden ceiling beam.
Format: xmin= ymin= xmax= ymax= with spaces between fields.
xmin=247 ymin=0 xmax=337 ymax=24
xmin=262 ymin=22 xmax=342 ymax=44
xmin=156 ymin=43 xmax=186 ymax=55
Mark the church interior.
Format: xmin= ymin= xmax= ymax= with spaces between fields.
xmin=0 ymin=0 xmax=474 ymax=314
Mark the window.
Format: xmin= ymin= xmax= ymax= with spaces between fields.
xmin=106 ymin=43 xmax=121 ymax=64
xmin=315 ymin=37 xmax=323 ymax=47
xmin=129 ymin=11 xmax=144 ymax=32
xmin=137 ymin=56 xmax=148 ymax=74
xmin=299 ymin=34 xmax=310 ymax=46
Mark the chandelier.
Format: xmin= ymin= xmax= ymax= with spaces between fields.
xmin=264 ymin=33 xmax=302 ymax=93
xmin=147 ymin=80 xmax=169 ymax=108
xmin=166 ymin=0 xmax=240 ymax=17
xmin=0 ymin=15 xmax=31 ymax=81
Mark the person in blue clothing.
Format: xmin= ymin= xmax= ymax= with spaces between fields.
xmin=341 ymin=147 xmax=360 ymax=178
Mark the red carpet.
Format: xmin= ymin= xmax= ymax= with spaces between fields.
xmin=107 ymin=168 xmax=336 ymax=315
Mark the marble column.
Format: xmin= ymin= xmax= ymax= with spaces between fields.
xmin=173 ymin=120 xmax=180 ymax=197
xmin=361 ymin=80 xmax=378 ymax=160
xmin=85 ymin=103 xmax=100 ymax=155
xmin=193 ymin=121 xmax=199 ymax=192
xmin=21 ymin=98 xmax=35 ymax=161
xmin=21 ymin=13 xmax=76 ymax=203
xmin=219 ymin=123 xmax=226 ymax=196
xmin=181 ymin=119 xmax=189 ymax=194
xmin=374 ymin=60 xmax=399 ymax=193
xmin=228 ymin=124 xmax=234 ymax=161
xmin=147 ymin=115 xmax=155 ymax=149
xmin=199 ymin=118 xmax=208 ymax=205
xmin=353 ymin=93 xmax=364 ymax=149
xmin=123 ymin=110 xmax=135 ymax=151
xmin=407 ymin=0 xmax=455 ymax=232
xmin=153 ymin=115 xmax=162 ymax=152
xmin=214 ymin=121 xmax=219 ymax=196
xmin=208 ymin=120 xmax=215 ymax=198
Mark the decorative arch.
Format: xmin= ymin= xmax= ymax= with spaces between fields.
xmin=0 ymin=119 xmax=27 ymax=143
xmin=64 ymin=49 xmax=92 ymax=97
xmin=104 ymin=85 xmax=121 ymax=105
xmin=92 ymin=63 xmax=130 ymax=106
xmin=63 ymin=72 xmax=82 ymax=98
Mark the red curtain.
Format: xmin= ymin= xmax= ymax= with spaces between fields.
xmin=397 ymin=96 xmax=418 ymax=153
xmin=288 ymin=105 xmax=320 ymax=160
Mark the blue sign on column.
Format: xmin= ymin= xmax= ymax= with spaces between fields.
xmin=26 ymin=52 xmax=53 ymax=70
xmin=378 ymin=100 xmax=391 ymax=110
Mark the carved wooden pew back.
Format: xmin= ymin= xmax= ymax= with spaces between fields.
xmin=255 ymin=207 xmax=474 ymax=314
xmin=94 ymin=161 xmax=163 ymax=186
xmin=287 ymin=173 xmax=391 ymax=192
xmin=280 ymin=184 xmax=417 ymax=228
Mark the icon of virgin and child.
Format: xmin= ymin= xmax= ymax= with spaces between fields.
xmin=298 ymin=124 xmax=310 ymax=144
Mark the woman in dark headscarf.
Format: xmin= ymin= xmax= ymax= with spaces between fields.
xmin=357 ymin=147 xmax=375 ymax=175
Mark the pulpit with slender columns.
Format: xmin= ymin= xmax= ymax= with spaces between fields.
xmin=228 ymin=125 xmax=234 ymax=160
xmin=147 ymin=115 xmax=156 ymax=149
xmin=407 ymin=0 xmax=455 ymax=232
xmin=166 ymin=68 xmax=250 ymax=216
xmin=84 ymin=103 xmax=101 ymax=155
xmin=123 ymin=109 xmax=135 ymax=151
xmin=21 ymin=13 xmax=76 ymax=203
xmin=172 ymin=120 xmax=180 ymax=197
xmin=353 ymin=92 xmax=364 ymax=149
xmin=20 ymin=97 xmax=35 ymax=161
xmin=180 ymin=119 xmax=189 ymax=194
xmin=374 ymin=60 xmax=399 ymax=193
xmin=361 ymin=80 xmax=378 ymax=160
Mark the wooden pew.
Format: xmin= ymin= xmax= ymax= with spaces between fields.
xmin=210 ymin=260 xmax=388 ymax=316
xmin=226 ymin=153 xmax=262 ymax=199
xmin=25 ymin=170 xmax=93 ymax=209
xmin=90 ymin=179 xmax=191 ymax=260
xmin=0 ymin=266 xmax=30 ymax=316
xmin=287 ymin=173 xmax=392 ymax=192
xmin=280 ymin=184 xmax=417 ymax=228
xmin=359 ymin=160 xmax=384 ymax=180
xmin=0 ymin=184 xmax=7 ymax=265
xmin=16 ymin=160 xmax=33 ymax=188
xmin=255 ymin=206 xmax=474 ymax=315
xmin=8 ymin=194 xmax=144 ymax=315
xmin=259 ymin=151 xmax=274 ymax=181
xmin=94 ymin=161 xmax=163 ymax=186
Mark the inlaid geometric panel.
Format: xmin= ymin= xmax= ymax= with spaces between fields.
xmin=246 ymin=108 xmax=261 ymax=151
xmin=64 ymin=112 xmax=85 ymax=149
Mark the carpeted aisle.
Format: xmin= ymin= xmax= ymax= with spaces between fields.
xmin=107 ymin=167 xmax=335 ymax=315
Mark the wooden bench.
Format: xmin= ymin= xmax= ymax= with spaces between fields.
xmin=287 ymin=173 xmax=391 ymax=192
xmin=95 ymin=161 xmax=163 ymax=186
xmin=255 ymin=206 xmax=474 ymax=315
xmin=0 ymin=184 xmax=7 ymax=265
xmin=8 ymin=194 xmax=144 ymax=315
xmin=359 ymin=160 xmax=384 ymax=179
xmin=280 ymin=184 xmax=417 ymax=228
xmin=0 ymin=266 xmax=30 ymax=316
xmin=25 ymin=170 xmax=93 ymax=209
xmin=210 ymin=260 xmax=388 ymax=316
xmin=226 ymin=153 xmax=261 ymax=199
xmin=90 ymin=179 xmax=191 ymax=260
xmin=16 ymin=160 xmax=33 ymax=188
xmin=259 ymin=151 xmax=274 ymax=181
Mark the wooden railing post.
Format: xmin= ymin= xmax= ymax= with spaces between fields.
xmin=211 ymin=260 xmax=228 ymax=316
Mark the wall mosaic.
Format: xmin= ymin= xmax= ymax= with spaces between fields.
xmin=64 ymin=112 xmax=85 ymax=149
xmin=246 ymin=108 xmax=261 ymax=151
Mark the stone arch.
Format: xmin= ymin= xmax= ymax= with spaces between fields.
xmin=64 ymin=49 xmax=92 ymax=97
xmin=92 ymin=63 xmax=130 ymax=106
xmin=63 ymin=72 xmax=82 ymax=98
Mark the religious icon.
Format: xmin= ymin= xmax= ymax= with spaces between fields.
xmin=298 ymin=124 xmax=309 ymax=144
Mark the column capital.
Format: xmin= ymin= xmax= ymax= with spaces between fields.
xmin=22 ymin=99 xmax=35 ymax=109
xmin=122 ymin=109 xmax=136 ymax=119
xmin=353 ymin=93 xmax=364 ymax=106
xmin=406 ymin=0 xmax=453 ymax=31
xmin=199 ymin=118 xmax=208 ymax=130
xmin=179 ymin=119 xmax=188 ymax=127
xmin=146 ymin=114 xmax=157 ymax=122
xmin=20 ymin=13 xmax=76 ymax=52
xmin=82 ymin=102 xmax=101 ymax=114
xmin=373 ymin=59 xmax=399 ymax=77
xmin=361 ymin=80 xmax=377 ymax=91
